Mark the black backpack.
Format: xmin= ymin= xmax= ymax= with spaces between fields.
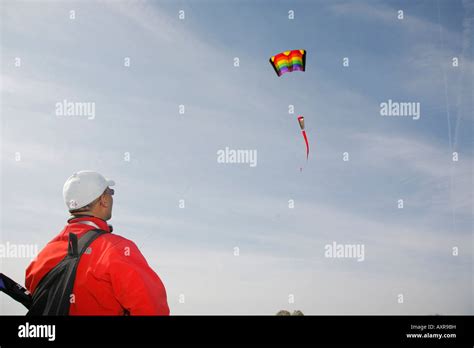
xmin=27 ymin=229 xmax=106 ymax=316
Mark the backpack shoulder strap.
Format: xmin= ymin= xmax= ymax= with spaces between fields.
xmin=67 ymin=233 xmax=79 ymax=257
xmin=68 ymin=229 xmax=107 ymax=257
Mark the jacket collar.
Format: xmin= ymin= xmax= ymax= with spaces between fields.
xmin=67 ymin=215 xmax=112 ymax=233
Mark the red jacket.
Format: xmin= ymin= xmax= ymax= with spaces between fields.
xmin=25 ymin=216 xmax=170 ymax=315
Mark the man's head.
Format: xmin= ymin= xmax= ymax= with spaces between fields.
xmin=63 ymin=171 xmax=115 ymax=221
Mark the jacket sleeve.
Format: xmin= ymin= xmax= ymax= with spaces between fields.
xmin=103 ymin=239 xmax=170 ymax=315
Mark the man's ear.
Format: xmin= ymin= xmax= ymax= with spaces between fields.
xmin=99 ymin=194 xmax=108 ymax=208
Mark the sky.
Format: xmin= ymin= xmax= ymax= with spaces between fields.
xmin=0 ymin=0 xmax=472 ymax=315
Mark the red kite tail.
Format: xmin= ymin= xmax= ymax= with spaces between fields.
xmin=302 ymin=130 xmax=309 ymax=160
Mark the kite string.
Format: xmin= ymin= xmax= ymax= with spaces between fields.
xmin=436 ymin=0 xmax=456 ymax=235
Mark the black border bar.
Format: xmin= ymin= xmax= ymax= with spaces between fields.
xmin=0 ymin=315 xmax=473 ymax=346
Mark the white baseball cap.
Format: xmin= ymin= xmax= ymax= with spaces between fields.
xmin=63 ymin=170 xmax=115 ymax=210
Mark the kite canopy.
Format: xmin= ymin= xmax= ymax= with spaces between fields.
xmin=298 ymin=116 xmax=305 ymax=130
xmin=269 ymin=49 xmax=306 ymax=77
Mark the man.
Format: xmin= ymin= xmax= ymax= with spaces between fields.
xmin=25 ymin=170 xmax=169 ymax=315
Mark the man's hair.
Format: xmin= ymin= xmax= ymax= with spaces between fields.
xmin=69 ymin=195 xmax=101 ymax=214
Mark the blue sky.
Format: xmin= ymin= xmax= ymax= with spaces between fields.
xmin=1 ymin=0 xmax=472 ymax=314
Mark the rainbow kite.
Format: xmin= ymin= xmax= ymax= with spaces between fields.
xmin=269 ymin=49 xmax=306 ymax=77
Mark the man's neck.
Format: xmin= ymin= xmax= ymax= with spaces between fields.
xmin=68 ymin=214 xmax=113 ymax=232
xmin=70 ymin=213 xmax=106 ymax=221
